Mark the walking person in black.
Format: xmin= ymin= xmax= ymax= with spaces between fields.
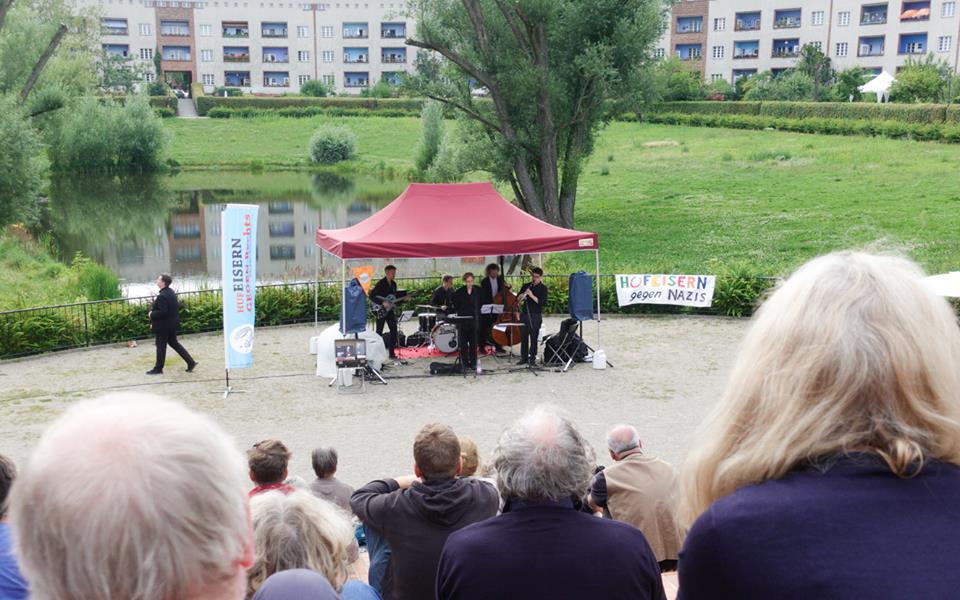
xmin=146 ymin=273 xmax=197 ymax=375
xmin=517 ymin=267 xmax=548 ymax=366
xmin=370 ymin=265 xmax=403 ymax=359
xmin=452 ymin=272 xmax=482 ymax=370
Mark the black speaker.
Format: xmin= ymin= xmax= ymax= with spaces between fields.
xmin=340 ymin=278 xmax=367 ymax=334
xmin=568 ymin=271 xmax=593 ymax=321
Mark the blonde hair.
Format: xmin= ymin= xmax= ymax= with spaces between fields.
xmin=247 ymin=490 xmax=354 ymax=597
xmin=679 ymin=252 xmax=960 ymax=526
xmin=460 ymin=437 xmax=480 ymax=477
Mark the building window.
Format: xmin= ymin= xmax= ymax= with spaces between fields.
xmin=835 ymin=41 xmax=849 ymax=56
xmin=713 ymin=17 xmax=725 ymax=31
xmin=945 ymin=1 xmax=956 ymax=17
xmin=653 ymin=47 xmax=665 ymax=58
xmin=899 ymin=33 xmax=927 ymax=53
xmin=263 ymin=71 xmax=290 ymax=87
xmin=675 ymin=44 xmax=702 ymax=60
xmin=676 ymin=16 xmax=703 ymax=33
xmin=201 ymin=48 xmax=213 ymax=61
xmin=199 ymin=23 xmax=211 ymax=36
xmin=298 ymin=74 xmax=311 ymax=85
xmin=735 ymin=11 xmax=761 ymax=31
xmin=939 ymin=35 xmax=952 ymax=52
xmin=139 ymin=23 xmax=151 ymax=35
xmin=712 ymin=45 xmax=724 ymax=59
xmin=773 ymin=9 xmax=802 ymax=28
xmin=711 ymin=73 xmax=724 ymax=81
xmin=297 ymin=50 xmax=310 ymax=62
xmin=900 ymin=1 xmax=931 ymax=21
xmin=838 ymin=11 xmax=850 ymax=26
xmin=811 ymin=10 xmax=824 ymax=25
xmin=144 ymin=72 xmax=156 ymax=82
xmin=297 ymin=25 xmax=309 ymax=37
xmin=320 ymin=25 xmax=334 ymax=37
xmin=139 ymin=47 xmax=153 ymax=59
xmin=861 ymin=4 xmax=888 ymax=24
xmin=322 ymin=50 xmax=334 ymax=62
xmin=322 ymin=73 xmax=334 ymax=86
xmin=202 ymin=73 xmax=215 ymax=85
xmin=811 ymin=41 xmax=823 ymax=51
xmin=343 ymin=22 xmax=368 ymax=38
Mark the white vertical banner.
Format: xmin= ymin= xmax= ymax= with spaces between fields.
xmin=221 ymin=204 xmax=260 ymax=369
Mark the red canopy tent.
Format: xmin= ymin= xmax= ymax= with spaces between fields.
xmin=314 ymin=182 xmax=602 ymax=340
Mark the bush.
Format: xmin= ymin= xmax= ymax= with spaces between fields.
xmin=642 ymin=100 xmax=949 ymax=124
xmin=195 ymin=95 xmax=424 ymax=115
xmin=0 ymin=97 xmax=43 ymax=227
xmin=70 ymin=254 xmax=121 ymax=301
xmin=300 ymin=79 xmax=331 ymax=97
xmin=360 ymin=80 xmax=399 ymax=98
xmin=154 ymin=107 xmax=176 ymax=118
xmin=213 ymin=86 xmax=245 ymax=97
xmin=0 ymin=310 xmax=84 ymax=357
xmin=308 ymin=125 xmax=357 ymax=164
xmin=744 ymin=71 xmax=815 ymax=102
xmin=415 ymin=100 xmax=443 ymax=174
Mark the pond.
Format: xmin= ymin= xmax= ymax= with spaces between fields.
xmin=43 ymin=171 xmax=497 ymax=298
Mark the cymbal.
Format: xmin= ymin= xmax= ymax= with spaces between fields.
xmin=417 ymin=304 xmax=439 ymax=309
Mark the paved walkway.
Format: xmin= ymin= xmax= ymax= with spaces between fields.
xmin=177 ymin=97 xmax=199 ymax=118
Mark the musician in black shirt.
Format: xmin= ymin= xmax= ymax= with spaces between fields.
xmin=430 ymin=274 xmax=455 ymax=316
xmin=517 ymin=267 xmax=548 ymax=366
xmin=480 ymin=263 xmax=508 ymax=353
xmin=370 ymin=265 xmax=401 ymax=359
xmin=451 ymin=272 xmax=482 ymax=369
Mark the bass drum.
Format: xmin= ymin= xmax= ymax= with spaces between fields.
xmin=430 ymin=322 xmax=459 ymax=353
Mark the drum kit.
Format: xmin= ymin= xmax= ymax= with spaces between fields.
xmin=410 ymin=305 xmax=460 ymax=352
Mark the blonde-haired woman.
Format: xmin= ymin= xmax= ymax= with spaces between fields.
xmin=248 ymin=490 xmax=380 ymax=600
xmin=678 ymin=252 xmax=960 ymax=599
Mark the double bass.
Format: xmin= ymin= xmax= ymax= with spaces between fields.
xmin=490 ymin=283 xmax=522 ymax=347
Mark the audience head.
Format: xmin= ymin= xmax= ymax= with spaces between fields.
xmin=606 ymin=424 xmax=641 ymax=459
xmin=10 ymin=393 xmax=252 ymax=600
xmin=494 ymin=405 xmax=595 ymax=503
xmin=0 ymin=453 xmax=15 ymax=520
xmin=680 ymin=252 xmax=960 ymax=525
xmin=249 ymin=439 xmax=292 ymax=486
xmin=413 ymin=423 xmax=462 ymax=481
xmin=459 ymin=437 xmax=480 ymax=477
xmin=251 ymin=569 xmax=340 ymax=600
xmin=248 ymin=490 xmax=353 ymax=596
xmin=311 ymin=447 xmax=338 ymax=479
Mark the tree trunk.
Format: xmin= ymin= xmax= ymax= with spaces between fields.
xmin=0 ymin=0 xmax=13 ymax=35
xmin=20 ymin=23 xmax=67 ymax=103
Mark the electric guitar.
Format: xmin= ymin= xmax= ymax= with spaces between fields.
xmin=372 ymin=293 xmax=409 ymax=318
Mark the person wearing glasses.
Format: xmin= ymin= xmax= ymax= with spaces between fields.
xmin=516 ymin=268 xmax=547 ymax=366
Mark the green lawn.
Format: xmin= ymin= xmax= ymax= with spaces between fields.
xmin=0 ymin=235 xmax=76 ymax=309
xmin=165 ymin=116 xmax=960 ymax=274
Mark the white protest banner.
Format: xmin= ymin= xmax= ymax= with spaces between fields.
xmin=615 ymin=274 xmax=716 ymax=308
xmin=222 ymin=204 xmax=260 ymax=370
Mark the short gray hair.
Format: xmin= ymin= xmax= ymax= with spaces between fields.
xmin=607 ymin=424 xmax=641 ymax=454
xmin=311 ymin=447 xmax=338 ymax=479
xmin=11 ymin=394 xmax=250 ymax=600
xmin=493 ymin=406 xmax=595 ymax=503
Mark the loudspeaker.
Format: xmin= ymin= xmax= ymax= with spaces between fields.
xmin=568 ymin=271 xmax=593 ymax=321
xmin=340 ymin=278 xmax=367 ymax=334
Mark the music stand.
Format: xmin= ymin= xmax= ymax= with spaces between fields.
xmin=444 ymin=314 xmax=476 ymax=377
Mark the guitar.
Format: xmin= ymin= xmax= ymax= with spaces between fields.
xmin=372 ymin=293 xmax=409 ymax=318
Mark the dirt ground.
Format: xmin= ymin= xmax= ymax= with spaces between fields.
xmin=0 ymin=315 xmax=749 ymax=487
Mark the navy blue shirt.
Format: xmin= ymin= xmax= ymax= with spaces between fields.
xmin=678 ymin=454 xmax=960 ymax=599
xmin=437 ymin=499 xmax=666 ymax=600
xmin=0 ymin=522 xmax=28 ymax=599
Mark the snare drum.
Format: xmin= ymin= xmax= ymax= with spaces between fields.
xmin=418 ymin=313 xmax=437 ymax=334
xmin=430 ymin=322 xmax=458 ymax=353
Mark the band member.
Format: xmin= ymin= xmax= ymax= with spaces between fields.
xmin=370 ymin=265 xmax=401 ymax=359
xmin=452 ymin=272 xmax=482 ymax=370
xmin=480 ymin=263 xmax=508 ymax=353
xmin=517 ymin=267 xmax=548 ymax=366
xmin=146 ymin=273 xmax=197 ymax=375
xmin=430 ymin=274 xmax=455 ymax=316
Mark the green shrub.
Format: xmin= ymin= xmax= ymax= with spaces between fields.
xmin=0 ymin=310 xmax=83 ymax=357
xmin=146 ymin=81 xmax=169 ymax=96
xmin=415 ymin=100 xmax=443 ymax=174
xmin=300 ymin=79 xmax=332 ymax=97
xmin=308 ymin=125 xmax=357 ymax=164
xmin=643 ymin=100 xmax=949 ymax=124
xmin=195 ymin=95 xmax=424 ymax=116
xmin=89 ymin=305 xmax=150 ymax=343
xmin=212 ymin=86 xmax=245 ymax=97
xmin=154 ymin=107 xmax=176 ymax=118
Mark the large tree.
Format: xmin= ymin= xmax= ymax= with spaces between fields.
xmin=405 ymin=0 xmax=667 ymax=228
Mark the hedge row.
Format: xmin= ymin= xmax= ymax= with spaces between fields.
xmin=642 ymin=101 xmax=960 ymax=124
xmin=206 ymin=105 xmax=420 ymax=119
xmin=0 ymin=275 xmax=775 ymax=359
xmin=95 ymin=96 xmax=178 ymax=110
xmin=640 ymin=112 xmax=960 ymax=144
xmin=195 ymin=95 xmax=425 ymax=116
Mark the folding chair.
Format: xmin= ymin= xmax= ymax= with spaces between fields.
xmin=542 ymin=318 xmax=584 ymax=373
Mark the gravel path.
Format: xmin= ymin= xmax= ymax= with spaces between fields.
xmin=0 ymin=315 xmax=749 ymax=487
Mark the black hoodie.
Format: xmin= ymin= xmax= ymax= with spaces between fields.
xmin=351 ymin=477 xmax=498 ymax=600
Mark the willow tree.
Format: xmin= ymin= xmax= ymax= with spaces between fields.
xmin=405 ymin=0 xmax=666 ymax=228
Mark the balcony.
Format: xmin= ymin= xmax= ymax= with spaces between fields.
xmin=161 ymin=46 xmax=191 ymax=61
xmin=344 ymin=71 xmax=369 ymax=88
xmin=861 ymin=5 xmax=888 ymax=24
xmin=343 ymin=47 xmax=368 ymax=63
xmin=381 ymin=48 xmax=406 ymax=64
xmin=773 ymin=9 xmax=802 ymax=29
xmin=160 ymin=21 xmax=190 ymax=36
xmin=263 ymin=71 xmax=290 ymax=87
xmin=222 ymin=21 xmax=249 ymax=38
xmin=772 ymin=39 xmax=800 ymax=58
xmin=262 ymin=48 xmax=289 ymax=63
xmin=223 ymin=47 xmax=249 ymax=62
xmin=735 ymin=12 xmax=761 ymax=31
xmin=900 ymin=1 xmax=931 ymax=21
xmin=101 ymin=19 xmax=128 ymax=36
xmin=382 ymin=71 xmax=403 ymax=85
xmin=224 ymin=71 xmax=251 ymax=87
xmin=858 ymin=36 xmax=885 ymax=56
xmin=262 ymin=22 xmax=288 ymax=38
xmin=733 ymin=69 xmax=757 ymax=81
xmin=734 ymin=41 xmax=760 ymax=59
xmin=899 ymin=33 xmax=927 ymax=54
xmin=343 ymin=22 xmax=369 ymax=39
xmin=675 ymin=44 xmax=702 ymax=61
xmin=676 ymin=16 xmax=703 ymax=34
xmin=381 ymin=22 xmax=405 ymax=38
xmin=102 ymin=44 xmax=130 ymax=58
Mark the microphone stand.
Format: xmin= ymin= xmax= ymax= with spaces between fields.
xmin=510 ymin=284 xmax=545 ymax=376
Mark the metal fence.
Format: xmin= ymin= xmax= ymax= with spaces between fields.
xmin=0 ymin=274 xmax=775 ymax=360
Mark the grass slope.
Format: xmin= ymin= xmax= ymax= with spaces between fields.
xmin=0 ymin=234 xmax=76 ymax=310
xmin=165 ymin=116 xmax=960 ymax=274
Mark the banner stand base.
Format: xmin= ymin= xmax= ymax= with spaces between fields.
xmin=216 ymin=369 xmax=247 ymax=399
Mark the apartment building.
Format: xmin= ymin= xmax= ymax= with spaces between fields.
xmin=655 ymin=0 xmax=960 ymax=83
xmin=87 ymin=0 xmax=415 ymax=94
